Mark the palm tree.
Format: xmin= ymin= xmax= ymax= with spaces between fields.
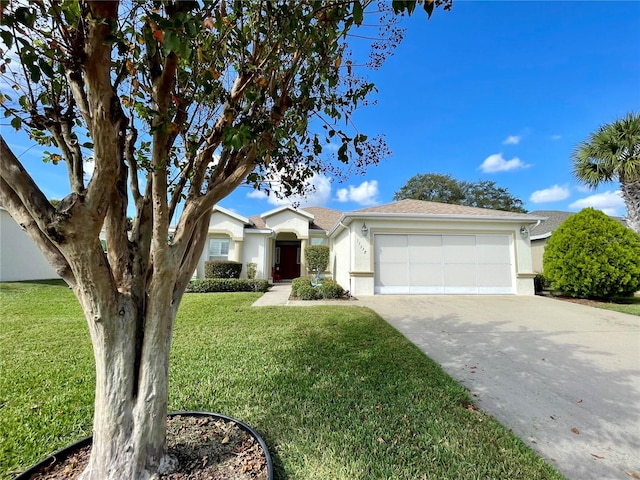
xmin=572 ymin=112 xmax=640 ymax=234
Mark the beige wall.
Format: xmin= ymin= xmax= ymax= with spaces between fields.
xmin=1 ymin=209 xmax=58 ymax=282
xmin=531 ymin=238 xmax=548 ymax=273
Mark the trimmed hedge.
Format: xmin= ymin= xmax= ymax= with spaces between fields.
xmin=205 ymin=260 xmax=242 ymax=279
xmin=305 ymin=245 xmax=329 ymax=273
xmin=543 ymin=208 xmax=640 ymax=299
xmin=319 ymin=279 xmax=345 ymax=299
xmin=297 ymin=284 xmax=321 ymax=300
xmin=291 ymin=277 xmax=312 ymax=297
xmin=291 ymin=276 xmax=347 ymax=300
xmin=186 ymin=278 xmax=270 ymax=293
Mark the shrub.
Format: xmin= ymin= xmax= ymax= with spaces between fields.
xmin=305 ymin=245 xmax=329 ymax=274
xmin=533 ymin=273 xmax=548 ymax=295
xmin=246 ymin=262 xmax=257 ymax=279
xmin=186 ymin=278 xmax=269 ymax=293
xmin=205 ymin=260 xmax=242 ymax=279
xmin=297 ymin=283 xmax=320 ymax=300
xmin=543 ymin=208 xmax=640 ymax=299
xmin=319 ymin=279 xmax=345 ymax=299
xmin=291 ymin=277 xmax=312 ymax=297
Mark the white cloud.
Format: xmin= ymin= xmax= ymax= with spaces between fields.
xmin=247 ymin=189 xmax=268 ymax=200
xmin=479 ymin=153 xmax=530 ymax=173
xmin=502 ymin=135 xmax=521 ymax=145
xmin=569 ymin=190 xmax=625 ymax=216
xmin=246 ymin=173 xmax=332 ymax=207
xmin=529 ymin=184 xmax=570 ymax=203
xmin=336 ymin=180 xmax=379 ymax=206
xmin=575 ymin=184 xmax=593 ymax=193
xmin=550 ymin=134 xmax=562 ymax=141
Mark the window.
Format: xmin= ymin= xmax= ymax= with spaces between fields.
xmin=209 ymin=238 xmax=229 ymax=261
xmin=311 ymin=237 xmax=328 ymax=246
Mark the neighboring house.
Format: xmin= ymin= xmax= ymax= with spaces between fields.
xmin=529 ymin=210 xmax=627 ymax=273
xmin=0 ymin=207 xmax=58 ymax=282
xmin=198 ymin=199 xmax=543 ymax=296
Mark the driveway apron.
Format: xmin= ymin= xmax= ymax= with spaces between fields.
xmin=358 ymin=295 xmax=640 ymax=480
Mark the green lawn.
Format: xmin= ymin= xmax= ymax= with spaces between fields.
xmin=594 ymin=296 xmax=640 ymax=316
xmin=0 ymin=281 xmax=565 ymax=480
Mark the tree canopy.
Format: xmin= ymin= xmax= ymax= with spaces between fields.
xmin=572 ymin=112 xmax=640 ymax=233
xmin=393 ymin=172 xmax=527 ymax=212
xmin=0 ymin=1 xmax=452 ymax=477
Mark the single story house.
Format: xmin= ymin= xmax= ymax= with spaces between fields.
xmin=529 ymin=210 xmax=628 ymax=273
xmin=1 ymin=200 xmax=543 ymax=294
xmin=197 ymin=199 xmax=543 ymax=296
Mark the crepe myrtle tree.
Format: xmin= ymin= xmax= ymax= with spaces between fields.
xmin=0 ymin=0 xmax=451 ymax=477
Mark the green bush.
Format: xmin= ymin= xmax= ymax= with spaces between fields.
xmin=533 ymin=273 xmax=548 ymax=295
xmin=543 ymin=208 xmax=640 ymax=299
xmin=205 ymin=260 xmax=242 ymax=279
xmin=319 ymin=279 xmax=345 ymax=299
xmin=246 ymin=262 xmax=257 ymax=279
xmin=305 ymin=245 xmax=329 ymax=273
xmin=297 ymin=283 xmax=320 ymax=300
xmin=291 ymin=277 xmax=312 ymax=297
xmin=186 ymin=278 xmax=269 ymax=293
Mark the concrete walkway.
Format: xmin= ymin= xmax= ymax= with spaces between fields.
xmin=251 ymin=282 xmax=293 ymax=306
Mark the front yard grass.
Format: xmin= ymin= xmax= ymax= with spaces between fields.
xmin=595 ymin=295 xmax=640 ymax=316
xmin=0 ymin=281 xmax=565 ymax=480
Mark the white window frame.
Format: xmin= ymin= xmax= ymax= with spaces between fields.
xmin=208 ymin=238 xmax=230 ymax=261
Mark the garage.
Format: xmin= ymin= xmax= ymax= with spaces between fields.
xmin=374 ymin=233 xmax=514 ymax=294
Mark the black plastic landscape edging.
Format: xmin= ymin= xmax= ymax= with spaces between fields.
xmin=14 ymin=411 xmax=273 ymax=480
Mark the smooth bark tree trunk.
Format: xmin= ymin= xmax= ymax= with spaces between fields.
xmin=621 ymin=179 xmax=640 ymax=234
xmin=77 ymin=280 xmax=178 ymax=479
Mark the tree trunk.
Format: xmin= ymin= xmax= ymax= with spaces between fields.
xmin=77 ymin=281 xmax=177 ymax=479
xmin=621 ymin=179 xmax=640 ymax=234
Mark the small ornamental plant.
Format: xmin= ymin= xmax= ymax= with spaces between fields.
xmin=543 ymin=208 xmax=640 ymax=299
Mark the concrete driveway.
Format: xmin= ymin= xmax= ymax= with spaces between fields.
xmin=358 ymin=295 xmax=640 ymax=480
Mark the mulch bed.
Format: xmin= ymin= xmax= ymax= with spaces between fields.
xmin=24 ymin=415 xmax=269 ymax=480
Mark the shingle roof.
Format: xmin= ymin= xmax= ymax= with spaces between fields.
xmin=354 ymin=199 xmax=534 ymax=218
xmin=528 ymin=210 xmax=574 ymax=238
xmin=302 ymin=207 xmax=343 ymax=231
xmin=529 ymin=210 xmax=627 ymax=238
xmin=247 ymin=206 xmax=343 ymax=232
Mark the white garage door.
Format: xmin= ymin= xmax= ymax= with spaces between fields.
xmin=374 ymin=234 xmax=514 ymax=294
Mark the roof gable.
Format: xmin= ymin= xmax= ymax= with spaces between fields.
xmin=211 ymin=205 xmax=249 ymax=224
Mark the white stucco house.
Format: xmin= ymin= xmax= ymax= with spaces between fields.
xmin=197 ymin=199 xmax=543 ymax=296
xmin=1 ymin=199 xmax=543 ymax=295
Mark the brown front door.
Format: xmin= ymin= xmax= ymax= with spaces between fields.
xmin=276 ymin=242 xmax=301 ymax=280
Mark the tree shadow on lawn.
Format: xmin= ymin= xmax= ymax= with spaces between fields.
xmin=170 ymin=304 xmax=564 ymax=480
xmin=361 ymin=296 xmax=640 ymax=480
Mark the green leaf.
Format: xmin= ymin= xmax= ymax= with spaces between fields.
xmin=11 ymin=116 xmax=22 ymax=130
xmin=14 ymin=6 xmax=36 ymax=28
xmin=338 ymin=143 xmax=348 ymax=163
xmin=424 ymin=0 xmax=435 ymax=18
xmin=353 ymin=2 xmax=364 ymax=26
xmin=0 ymin=30 xmax=13 ymax=50
xmin=38 ymin=58 xmax=54 ymax=78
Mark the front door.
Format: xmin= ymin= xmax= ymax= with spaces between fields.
xmin=276 ymin=242 xmax=301 ymax=280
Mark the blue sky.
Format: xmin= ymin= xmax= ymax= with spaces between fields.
xmin=3 ymin=1 xmax=640 ymax=219
xmin=246 ymin=0 xmax=640 ymax=217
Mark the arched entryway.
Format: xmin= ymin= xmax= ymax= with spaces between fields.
xmin=274 ymin=239 xmax=301 ymax=280
xmin=273 ymin=232 xmax=306 ymax=280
